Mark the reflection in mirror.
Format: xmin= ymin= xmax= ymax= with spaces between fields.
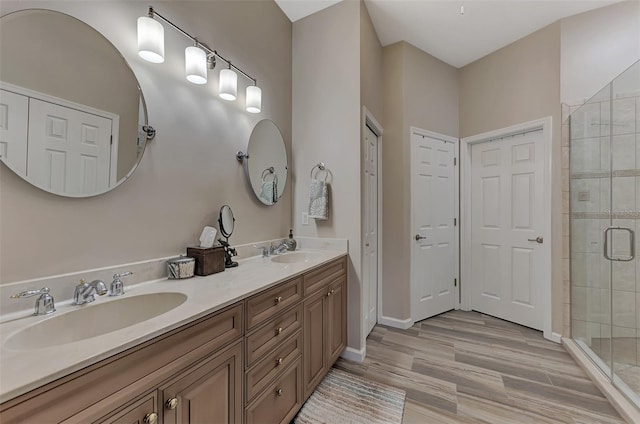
xmin=245 ymin=120 xmax=287 ymax=205
xmin=218 ymin=205 xmax=238 ymax=268
xmin=0 ymin=9 xmax=151 ymax=197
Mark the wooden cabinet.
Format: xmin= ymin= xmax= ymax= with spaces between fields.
xmin=161 ymin=342 xmax=242 ymax=424
xmin=302 ymin=258 xmax=348 ymax=400
xmin=0 ymin=255 xmax=347 ymax=424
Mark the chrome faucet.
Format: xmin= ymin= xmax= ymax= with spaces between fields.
xmin=11 ymin=287 xmax=56 ymax=315
xmin=255 ymin=245 xmax=270 ymax=258
xmin=73 ymin=279 xmax=108 ymax=305
xmin=270 ymin=243 xmax=289 ymax=255
xmin=110 ymin=271 xmax=133 ymax=297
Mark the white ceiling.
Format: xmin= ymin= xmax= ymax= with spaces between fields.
xmin=275 ymin=0 xmax=622 ymax=68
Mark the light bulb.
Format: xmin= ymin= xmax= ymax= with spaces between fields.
xmin=219 ymin=68 xmax=237 ymax=101
xmin=246 ymin=85 xmax=262 ymax=113
xmin=137 ymin=16 xmax=164 ymax=63
xmin=185 ymin=46 xmax=207 ymax=84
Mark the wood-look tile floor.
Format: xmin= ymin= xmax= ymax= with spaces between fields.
xmin=335 ymin=310 xmax=626 ymax=424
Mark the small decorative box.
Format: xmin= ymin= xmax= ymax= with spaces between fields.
xmin=167 ymin=256 xmax=195 ymax=279
xmin=186 ymin=246 xmax=225 ymax=276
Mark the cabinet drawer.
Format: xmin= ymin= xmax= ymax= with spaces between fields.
xmin=95 ymin=391 xmax=158 ymax=424
xmin=303 ymin=256 xmax=346 ymax=296
xmin=246 ymin=305 xmax=302 ymax=367
xmin=246 ymin=277 xmax=302 ymax=330
xmin=245 ymin=330 xmax=302 ymax=404
xmin=245 ymin=359 xmax=302 ymax=424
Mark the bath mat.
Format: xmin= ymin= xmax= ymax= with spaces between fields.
xmin=294 ymin=368 xmax=406 ymax=424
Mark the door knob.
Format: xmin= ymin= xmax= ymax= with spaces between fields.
xmin=166 ymin=397 xmax=178 ymax=410
xmin=143 ymin=412 xmax=158 ymax=424
xmin=527 ymin=236 xmax=543 ymax=244
xmin=415 ymin=234 xmax=426 ymax=241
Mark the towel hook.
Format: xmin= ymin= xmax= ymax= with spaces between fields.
xmin=310 ymin=162 xmax=327 ymax=178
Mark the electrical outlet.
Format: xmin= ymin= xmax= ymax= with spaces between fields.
xmin=302 ymin=212 xmax=309 ymax=225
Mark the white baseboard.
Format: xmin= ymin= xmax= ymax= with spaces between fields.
xmin=341 ymin=346 xmax=366 ymax=363
xmin=548 ymin=332 xmax=563 ymax=344
xmin=379 ymin=315 xmax=414 ymax=330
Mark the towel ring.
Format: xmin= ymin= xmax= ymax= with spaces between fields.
xmin=310 ymin=162 xmax=328 ymax=178
xmin=261 ymin=167 xmax=275 ymax=182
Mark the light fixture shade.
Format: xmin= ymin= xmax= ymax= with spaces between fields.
xmin=246 ymin=86 xmax=262 ymax=113
xmin=185 ymin=46 xmax=207 ymax=84
xmin=219 ymin=68 xmax=237 ymax=101
xmin=137 ymin=16 xmax=164 ymax=63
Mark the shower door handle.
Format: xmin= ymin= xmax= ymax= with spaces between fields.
xmin=603 ymin=226 xmax=635 ymax=262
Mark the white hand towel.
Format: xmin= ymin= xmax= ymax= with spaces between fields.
xmin=308 ymin=179 xmax=329 ymax=220
xmin=259 ymin=180 xmax=274 ymax=204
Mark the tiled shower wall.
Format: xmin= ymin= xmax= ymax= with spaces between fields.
xmin=568 ymin=92 xmax=640 ymax=367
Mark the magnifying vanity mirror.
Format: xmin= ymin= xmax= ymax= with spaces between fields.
xmin=0 ymin=9 xmax=153 ymax=198
xmin=218 ymin=205 xmax=238 ymax=268
xmin=237 ymin=120 xmax=287 ymax=205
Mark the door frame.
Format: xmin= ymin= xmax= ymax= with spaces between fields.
xmin=361 ymin=107 xmax=383 ymax=344
xmin=409 ymin=127 xmax=460 ymax=322
xmin=460 ymin=117 xmax=554 ymax=341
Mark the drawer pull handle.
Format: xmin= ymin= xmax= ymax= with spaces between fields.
xmin=275 ymin=296 xmax=283 ymax=304
xmin=327 ymin=289 xmax=335 ymax=297
xmin=276 ymin=388 xmax=283 ymax=396
xmin=166 ymin=397 xmax=178 ymax=410
xmin=275 ymin=327 xmax=283 ymax=335
xmin=144 ymin=412 xmax=158 ymax=424
xmin=276 ymin=357 xmax=284 ymax=366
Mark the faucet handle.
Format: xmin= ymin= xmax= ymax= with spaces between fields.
xmin=110 ymin=271 xmax=133 ymax=297
xmin=254 ymin=245 xmax=269 ymax=257
xmin=11 ymin=287 xmax=56 ymax=316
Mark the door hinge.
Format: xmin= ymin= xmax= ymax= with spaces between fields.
xmin=110 ymin=135 xmax=113 ymax=145
xmin=454 ymin=218 xmax=457 ymax=226
xmin=454 ymin=278 xmax=457 ymax=287
xmin=454 ymin=157 xmax=457 ymax=166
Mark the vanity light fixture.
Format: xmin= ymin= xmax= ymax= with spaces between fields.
xmin=185 ymin=44 xmax=207 ymax=84
xmin=246 ymin=84 xmax=262 ymax=113
xmin=137 ymin=6 xmax=261 ymax=112
xmin=219 ymin=65 xmax=237 ymax=101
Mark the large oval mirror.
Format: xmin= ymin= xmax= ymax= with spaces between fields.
xmin=245 ymin=120 xmax=287 ymax=205
xmin=0 ymin=9 xmax=151 ymax=197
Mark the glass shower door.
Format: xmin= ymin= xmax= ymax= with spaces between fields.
xmin=608 ymin=60 xmax=639 ymax=403
xmin=570 ymin=60 xmax=640 ymax=407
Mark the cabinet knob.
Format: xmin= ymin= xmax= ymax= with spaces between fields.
xmin=275 ymin=357 xmax=283 ymax=366
xmin=143 ymin=412 xmax=158 ymax=424
xmin=326 ymin=289 xmax=335 ymax=297
xmin=275 ymin=296 xmax=282 ymax=304
xmin=276 ymin=388 xmax=283 ymax=396
xmin=275 ymin=326 xmax=283 ymax=335
xmin=166 ymin=397 xmax=178 ymax=410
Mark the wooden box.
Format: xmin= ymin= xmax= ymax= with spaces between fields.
xmin=186 ymin=246 xmax=225 ymax=276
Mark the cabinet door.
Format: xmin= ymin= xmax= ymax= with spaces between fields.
xmin=161 ymin=342 xmax=242 ymax=424
xmin=303 ymin=289 xmax=327 ymax=399
xmin=327 ymin=277 xmax=347 ymax=365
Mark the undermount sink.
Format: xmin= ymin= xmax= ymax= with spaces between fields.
xmin=270 ymin=252 xmax=312 ymax=264
xmin=5 ymin=292 xmax=187 ymax=351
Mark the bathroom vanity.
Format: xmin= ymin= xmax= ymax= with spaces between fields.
xmin=0 ymin=253 xmax=347 ymax=424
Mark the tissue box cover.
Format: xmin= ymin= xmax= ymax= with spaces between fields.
xmin=186 ymin=246 xmax=225 ymax=276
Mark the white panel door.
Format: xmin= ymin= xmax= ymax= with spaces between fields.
xmin=363 ymin=124 xmax=378 ymax=336
xmin=470 ymin=131 xmax=546 ymax=330
xmin=27 ymin=98 xmax=113 ymax=195
xmin=0 ymin=89 xmax=29 ymax=174
xmin=411 ymin=133 xmax=456 ymax=322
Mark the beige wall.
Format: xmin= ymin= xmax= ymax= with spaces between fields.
xmin=381 ymin=41 xmax=459 ymax=321
xmin=0 ymin=1 xmax=292 ymax=283
xmin=460 ymin=22 xmax=563 ymax=334
xmin=560 ymin=0 xmax=640 ymax=104
xmin=360 ymin=2 xmax=383 ymax=121
xmin=292 ymin=0 xmax=362 ymax=351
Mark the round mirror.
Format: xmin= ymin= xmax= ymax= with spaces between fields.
xmin=0 ymin=9 xmax=151 ymax=197
xmin=246 ymin=120 xmax=287 ymax=205
xmin=218 ymin=205 xmax=235 ymax=239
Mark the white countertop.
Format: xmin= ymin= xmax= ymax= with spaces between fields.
xmin=0 ymin=248 xmax=346 ymax=403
